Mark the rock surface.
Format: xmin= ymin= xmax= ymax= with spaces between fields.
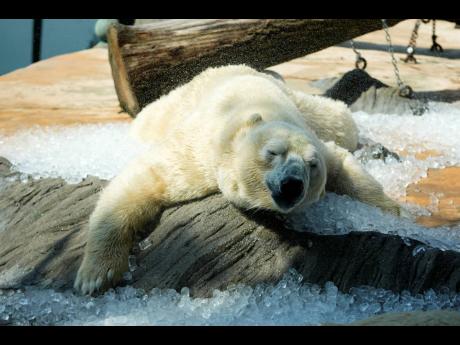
xmin=324 ymin=68 xmax=388 ymax=106
xmin=348 ymin=309 xmax=460 ymax=326
xmin=1 ymin=157 xmax=460 ymax=298
xmin=323 ymin=68 xmax=458 ymax=115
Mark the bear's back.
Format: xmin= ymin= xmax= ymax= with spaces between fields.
xmin=130 ymin=65 xmax=297 ymax=144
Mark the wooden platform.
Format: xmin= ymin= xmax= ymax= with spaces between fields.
xmin=0 ymin=47 xmax=131 ymax=135
xmin=0 ymin=21 xmax=459 ymax=228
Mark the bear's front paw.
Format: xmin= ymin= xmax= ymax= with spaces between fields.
xmin=74 ymin=253 xmax=128 ymax=295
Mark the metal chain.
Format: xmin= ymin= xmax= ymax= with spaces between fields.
xmin=430 ymin=19 xmax=444 ymax=52
xmin=381 ymin=19 xmax=413 ymax=98
xmin=403 ymin=19 xmax=422 ymax=63
xmin=349 ymin=39 xmax=367 ymax=70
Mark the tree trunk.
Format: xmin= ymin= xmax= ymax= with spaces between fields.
xmin=1 ymin=156 xmax=459 ymax=297
xmin=107 ymin=19 xmax=403 ymax=116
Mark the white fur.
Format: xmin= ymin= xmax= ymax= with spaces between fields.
xmin=75 ymin=65 xmax=400 ymax=295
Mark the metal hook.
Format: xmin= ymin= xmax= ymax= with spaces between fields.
xmin=402 ymin=54 xmax=418 ymax=64
xmin=430 ymin=35 xmax=444 ymax=52
xmin=403 ymin=47 xmax=417 ymax=63
xmin=355 ymin=56 xmax=367 ymax=70
xmin=399 ymin=85 xmax=414 ymax=98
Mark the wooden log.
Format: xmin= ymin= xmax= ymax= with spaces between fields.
xmin=107 ymin=19 xmax=403 ymax=116
xmin=1 ymin=156 xmax=460 ymax=298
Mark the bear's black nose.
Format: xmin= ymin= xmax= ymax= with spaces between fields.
xmin=280 ymin=177 xmax=304 ymax=201
xmin=272 ymin=177 xmax=304 ymax=210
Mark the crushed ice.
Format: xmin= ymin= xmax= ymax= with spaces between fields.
xmin=1 ymin=103 xmax=460 ymax=325
xmin=0 ymin=123 xmax=148 ymax=184
xmin=287 ymin=193 xmax=460 ymax=252
xmin=1 ymin=270 xmax=459 ymax=326
xmin=352 ymin=103 xmax=460 ymax=201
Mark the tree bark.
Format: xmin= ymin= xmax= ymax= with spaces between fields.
xmin=107 ymin=19 xmax=403 ymax=116
xmin=1 ymin=156 xmax=459 ymax=298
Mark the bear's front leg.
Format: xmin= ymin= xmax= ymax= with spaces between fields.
xmin=74 ymin=157 xmax=167 ymax=295
xmin=322 ymin=141 xmax=402 ymax=216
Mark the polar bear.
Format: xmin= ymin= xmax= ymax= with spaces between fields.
xmin=74 ymin=65 xmax=401 ymax=295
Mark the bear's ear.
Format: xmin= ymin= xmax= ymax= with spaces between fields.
xmin=218 ymin=113 xmax=264 ymax=154
xmin=245 ymin=113 xmax=263 ymax=127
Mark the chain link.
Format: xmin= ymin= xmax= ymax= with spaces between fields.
xmin=403 ymin=19 xmax=422 ymax=63
xmin=408 ymin=19 xmax=421 ymax=50
xmin=349 ymin=39 xmax=359 ymax=56
xmin=381 ymin=19 xmax=413 ymax=98
xmin=349 ymin=39 xmax=367 ymax=70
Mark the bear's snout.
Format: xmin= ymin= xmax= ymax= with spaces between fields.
xmin=266 ymin=160 xmax=307 ymax=212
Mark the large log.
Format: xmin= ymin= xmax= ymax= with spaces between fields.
xmin=107 ymin=19 xmax=403 ymax=116
xmin=1 ymin=156 xmax=460 ymax=298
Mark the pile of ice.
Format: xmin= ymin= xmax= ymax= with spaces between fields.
xmin=288 ymin=193 xmax=460 ymax=252
xmin=0 ymin=123 xmax=148 ymax=184
xmin=353 ymin=103 xmax=460 ymax=201
xmin=1 ymin=103 xmax=460 ymax=325
xmin=1 ymin=269 xmax=459 ymax=326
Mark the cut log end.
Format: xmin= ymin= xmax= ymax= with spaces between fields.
xmin=107 ymin=24 xmax=141 ymax=115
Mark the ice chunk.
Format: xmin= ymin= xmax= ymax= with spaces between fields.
xmin=128 ymin=255 xmax=137 ymax=272
xmin=412 ymin=245 xmax=427 ymax=257
xmin=138 ymin=239 xmax=152 ymax=251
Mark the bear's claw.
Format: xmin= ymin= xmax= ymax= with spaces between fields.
xmin=74 ymin=256 xmax=127 ymax=295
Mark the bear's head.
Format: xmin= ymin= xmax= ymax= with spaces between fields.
xmin=218 ymin=115 xmax=327 ymax=214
